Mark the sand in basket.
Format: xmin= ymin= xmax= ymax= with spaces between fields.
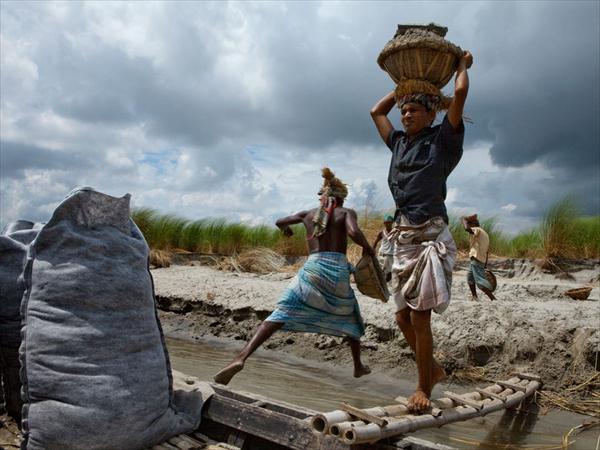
xmin=377 ymin=23 xmax=464 ymax=111
xmin=354 ymin=254 xmax=389 ymax=302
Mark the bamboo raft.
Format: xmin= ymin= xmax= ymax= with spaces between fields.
xmin=150 ymin=371 xmax=459 ymax=450
xmin=311 ymin=373 xmax=542 ymax=446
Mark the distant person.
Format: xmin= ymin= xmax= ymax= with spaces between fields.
xmin=214 ymin=168 xmax=374 ymax=385
xmin=370 ymin=50 xmax=473 ymax=413
xmin=372 ymin=215 xmax=395 ymax=282
xmin=462 ymin=215 xmax=496 ymax=301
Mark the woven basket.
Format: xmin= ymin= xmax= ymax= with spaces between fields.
xmin=564 ymin=287 xmax=592 ymax=300
xmin=377 ymin=24 xmax=463 ymax=89
xmin=485 ymin=269 xmax=497 ymax=292
xmin=354 ymin=254 xmax=389 ymax=302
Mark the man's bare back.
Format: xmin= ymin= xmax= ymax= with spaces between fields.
xmin=276 ymin=202 xmax=374 ymax=257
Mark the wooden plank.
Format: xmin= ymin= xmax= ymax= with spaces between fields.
xmin=475 ymin=388 xmax=506 ymax=402
xmin=152 ymin=443 xmax=180 ymax=450
xmin=167 ymin=434 xmax=204 ymax=449
xmin=511 ymin=372 xmax=542 ymax=383
xmin=442 ymin=391 xmax=483 ymax=410
xmin=203 ymin=394 xmax=349 ymax=450
xmin=211 ymin=385 xmax=315 ymax=419
xmin=227 ymin=430 xmax=247 ymax=447
xmin=495 ymin=380 xmax=527 ymax=393
xmin=190 ymin=433 xmax=240 ymax=450
xmin=394 ymin=395 xmax=443 ymax=417
xmin=398 ymin=436 xmax=458 ymax=450
xmin=340 ymin=402 xmax=389 ymax=426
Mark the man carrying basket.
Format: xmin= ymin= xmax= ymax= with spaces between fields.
xmin=462 ymin=214 xmax=497 ymax=301
xmin=370 ymin=49 xmax=473 ymax=413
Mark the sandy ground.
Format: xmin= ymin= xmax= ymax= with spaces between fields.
xmin=153 ymin=258 xmax=600 ymax=392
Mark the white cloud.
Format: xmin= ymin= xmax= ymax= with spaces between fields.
xmin=501 ymin=203 xmax=517 ymax=213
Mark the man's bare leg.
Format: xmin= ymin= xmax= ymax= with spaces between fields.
xmin=213 ymin=321 xmax=283 ymax=385
xmin=349 ymin=338 xmax=371 ymax=378
xmin=479 ymin=286 xmax=496 ymax=301
xmin=395 ymin=309 xmax=446 ymax=386
xmin=468 ymin=282 xmax=478 ymax=300
xmin=408 ymin=309 xmax=434 ymax=413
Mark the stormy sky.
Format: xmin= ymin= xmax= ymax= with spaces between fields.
xmin=1 ymin=1 xmax=599 ymax=232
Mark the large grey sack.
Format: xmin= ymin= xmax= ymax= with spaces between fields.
xmin=0 ymin=220 xmax=40 ymax=423
xmin=20 ymin=189 xmax=204 ymax=450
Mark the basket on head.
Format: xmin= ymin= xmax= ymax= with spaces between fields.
xmin=564 ymin=287 xmax=592 ymax=300
xmin=465 ymin=213 xmax=478 ymax=223
xmin=377 ymin=24 xmax=463 ymax=89
xmin=484 ymin=269 xmax=497 ymax=292
xmin=354 ymin=254 xmax=389 ymax=302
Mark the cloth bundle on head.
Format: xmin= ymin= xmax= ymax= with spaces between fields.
xmin=465 ymin=213 xmax=479 ymax=225
xmin=310 ymin=168 xmax=348 ymax=239
xmin=395 ymin=82 xmax=452 ymax=112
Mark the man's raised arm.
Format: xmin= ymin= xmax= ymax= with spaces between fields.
xmin=447 ymin=51 xmax=473 ymax=129
xmin=372 ymin=230 xmax=384 ymax=251
xmin=345 ymin=209 xmax=375 ymax=256
xmin=276 ymin=211 xmax=308 ymax=237
xmin=370 ymin=91 xmax=396 ymax=143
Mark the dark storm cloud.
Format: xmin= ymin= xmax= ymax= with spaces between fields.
xmin=0 ymin=141 xmax=94 ymax=178
xmin=10 ymin=1 xmax=597 ymax=163
xmin=465 ymin=2 xmax=600 ymax=174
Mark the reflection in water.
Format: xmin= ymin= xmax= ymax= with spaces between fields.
xmin=479 ymin=402 xmax=539 ymax=449
xmin=166 ymin=336 xmax=597 ymax=450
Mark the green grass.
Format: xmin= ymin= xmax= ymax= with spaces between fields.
xmin=541 ymin=197 xmax=578 ymax=259
xmin=132 ymin=199 xmax=599 ymax=260
xmin=131 ymin=208 xmax=309 ymax=256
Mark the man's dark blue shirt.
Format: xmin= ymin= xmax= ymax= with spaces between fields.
xmin=386 ymin=114 xmax=464 ymax=225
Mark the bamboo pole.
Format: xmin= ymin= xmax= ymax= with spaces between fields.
xmin=475 ymin=388 xmax=506 ymax=402
xmin=310 ymin=404 xmax=407 ymax=434
xmin=341 ymin=403 xmax=388 ymax=426
xmin=329 ymin=420 xmax=365 ymax=437
xmin=342 ymin=380 xmax=541 ymax=445
xmin=395 ymin=396 xmax=443 ymax=417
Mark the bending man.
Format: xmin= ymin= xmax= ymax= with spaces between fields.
xmin=370 ymin=51 xmax=473 ymax=412
xmin=463 ymin=214 xmax=496 ymax=301
xmin=214 ymin=168 xmax=374 ymax=385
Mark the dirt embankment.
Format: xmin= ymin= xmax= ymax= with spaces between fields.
xmin=154 ymin=259 xmax=600 ymax=392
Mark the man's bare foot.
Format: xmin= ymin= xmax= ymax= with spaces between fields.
xmin=354 ymin=364 xmax=371 ymax=378
xmin=213 ymin=360 xmax=244 ymax=385
xmin=432 ymin=362 xmax=447 ymax=387
xmin=407 ymin=389 xmax=431 ymax=414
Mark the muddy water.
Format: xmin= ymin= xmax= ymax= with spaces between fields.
xmin=167 ymin=337 xmax=598 ymax=450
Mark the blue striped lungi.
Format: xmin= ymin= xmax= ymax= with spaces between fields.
xmin=265 ymin=252 xmax=365 ymax=340
xmin=467 ymin=257 xmax=493 ymax=290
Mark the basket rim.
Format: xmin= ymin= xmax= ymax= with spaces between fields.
xmin=564 ymin=287 xmax=593 ymax=294
xmin=377 ymin=38 xmax=463 ymax=70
